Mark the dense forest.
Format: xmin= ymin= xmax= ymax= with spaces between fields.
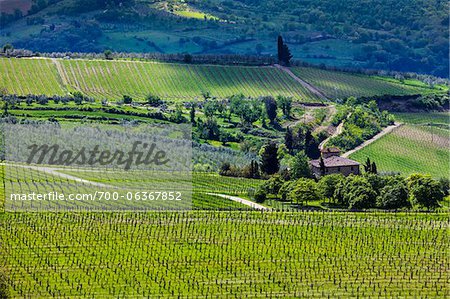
xmin=0 ymin=0 xmax=448 ymax=77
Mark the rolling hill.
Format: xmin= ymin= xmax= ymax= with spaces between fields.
xmin=0 ymin=0 xmax=448 ymax=77
xmin=349 ymin=112 xmax=450 ymax=178
xmin=0 ymin=57 xmax=443 ymax=102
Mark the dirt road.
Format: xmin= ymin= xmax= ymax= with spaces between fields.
xmin=273 ymin=64 xmax=328 ymax=101
xmin=342 ymin=123 xmax=402 ymax=158
xmin=207 ymin=193 xmax=271 ymax=211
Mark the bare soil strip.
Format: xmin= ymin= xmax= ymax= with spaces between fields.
xmin=207 ymin=193 xmax=271 ymax=211
xmin=273 ymin=64 xmax=329 ymax=101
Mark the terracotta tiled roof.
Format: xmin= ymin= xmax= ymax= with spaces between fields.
xmin=320 ymin=147 xmax=341 ymax=153
xmin=310 ymin=156 xmax=360 ymax=168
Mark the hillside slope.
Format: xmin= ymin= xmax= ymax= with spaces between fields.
xmin=0 ymin=57 xmax=442 ymax=102
xmin=0 ymin=57 xmax=324 ymax=101
xmin=0 ymin=0 xmax=448 ymax=77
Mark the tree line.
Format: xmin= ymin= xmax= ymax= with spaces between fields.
xmin=256 ymin=171 xmax=448 ymax=211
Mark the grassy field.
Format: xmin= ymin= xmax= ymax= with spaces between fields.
xmin=1 ymin=212 xmax=447 ymax=298
xmin=350 ymin=125 xmax=449 ymax=178
xmin=394 ymin=112 xmax=450 ymax=126
xmin=291 ymin=67 xmax=443 ymax=99
xmin=0 ymin=58 xmax=322 ymax=102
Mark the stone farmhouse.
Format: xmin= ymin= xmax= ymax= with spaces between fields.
xmin=310 ymin=147 xmax=360 ymax=177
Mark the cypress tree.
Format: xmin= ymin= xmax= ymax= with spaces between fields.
xmin=285 ymin=127 xmax=294 ymax=152
xmin=190 ymin=104 xmax=196 ymax=125
xmin=364 ymin=157 xmax=372 ymax=173
xmin=260 ymin=142 xmax=280 ymax=175
xmin=282 ymin=43 xmax=293 ymax=66
xmin=320 ymin=157 xmax=326 ymax=176
xmin=372 ymin=162 xmax=378 ymax=174
xmin=277 ymin=35 xmax=284 ymax=63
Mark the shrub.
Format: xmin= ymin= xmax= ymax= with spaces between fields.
xmin=254 ymin=188 xmax=267 ymax=203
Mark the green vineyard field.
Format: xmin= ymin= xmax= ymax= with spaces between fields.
xmin=350 ymin=125 xmax=449 ymax=178
xmin=1 ymin=212 xmax=447 ymax=298
xmin=291 ymin=67 xmax=438 ymax=99
xmin=394 ymin=112 xmax=450 ymax=126
xmin=0 ymin=58 xmax=66 ymax=95
xmin=0 ymin=58 xmax=322 ymax=102
xmin=2 ymin=58 xmax=443 ymax=103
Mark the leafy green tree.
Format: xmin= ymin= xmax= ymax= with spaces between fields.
xmin=290 ymin=151 xmax=311 ymax=179
xmin=242 ymin=100 xmax=262 ymax=125
xmin=2 ymin=43 xmax=13 ymax=53
xmin=170 ymin=103 xmax=186 ymax=123
xmin=407 ymin=174 xmax=443 ymax=209
xmin=438 ymin=178 xmax=450 ymax=197
xmin=334 ymin=175 xmax=377 ymax=209
xmin=146 ymin=94 xmax=163 ymax=107
xmin=261 ymin=174 xmax=284 ymax=196
xmin=278 ymin=180 xmax=295 ymax=201
xmin=376 ymin=177 xmax=410 ymax=209
xmin=199 ymin=117 xmax=220 ymax=140
xmin=230 ymin=96 xmax=262 ymax=126
xmin=104 ymin=50 xmax=113 ymax=60
xmin=277 ymin=96 xmax=292 ymax=118
xmin=259 ymin=142 xmax=280 ymax=175
xmin=219 ymin=130 xmax=231 ymax=145
xmin=123 ymin=95 xmax=132 ymax=104
xmin=317 ymin=173 xmax=344 ymax=201
xmin=203 ymin=100 xmax=217 ymax=118
xmin=290 ymin=178 xmax=320 ymax=204
xmin=364 ymin=173 xmax=386 ymax=196
xmin=72 ymin=91 xmax=84 ymax=105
